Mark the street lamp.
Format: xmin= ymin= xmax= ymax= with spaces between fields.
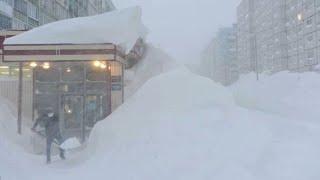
xmin=297 ymin=13 xmax=303 ymax=22
xmin=297 ymin=13 xmax=303 ymax=72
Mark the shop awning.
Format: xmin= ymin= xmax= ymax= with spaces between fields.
xmin=2 ymin=43 xmax=125 ymax=63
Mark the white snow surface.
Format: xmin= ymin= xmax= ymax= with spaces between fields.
xmin=1 ymin=65 xmax=320 ymax=179
xmin=4 ymin=7 xmax=147 ymax=53
xmin=232 ymin=71 xmax=320 ymax=122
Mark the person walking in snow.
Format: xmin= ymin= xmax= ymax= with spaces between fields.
xmin=31 ymin=108 xmax=66 ymax=164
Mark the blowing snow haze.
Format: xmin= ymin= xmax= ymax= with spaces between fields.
xmin=113 ymin=0 xmax=241 ymax=63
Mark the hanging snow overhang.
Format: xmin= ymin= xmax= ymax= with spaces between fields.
xmin=2 ymin=43 xmax=126 ymax=63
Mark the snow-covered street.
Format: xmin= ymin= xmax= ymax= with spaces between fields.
xmin=1 ymin=63 xmax=320 ymax=179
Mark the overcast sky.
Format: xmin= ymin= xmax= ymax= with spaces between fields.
xmin=113 ymin=0 xmax=241 ymax=64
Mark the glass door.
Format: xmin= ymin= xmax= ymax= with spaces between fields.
xmin=85 ymin=95 xmax=109 ymax=128
xmin=61 ymin=95 xmax=84 ymax=138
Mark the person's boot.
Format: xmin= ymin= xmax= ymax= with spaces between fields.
xmin=46 ymin=158 xmax=51 ymax=164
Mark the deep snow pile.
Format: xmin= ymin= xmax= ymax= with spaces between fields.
xmin=232 ymin=71 xmax=320 ymax=122
xmin=0 ymin=97 xmax=32 ymax=149
xmin=5 ymin=7 xmax=147 ymax=53
xmin=1 ymin=68 xmax=320 ymax=180
xmin=78 ymin=68 xmax=320 ymax=180
xmin=124 ymin=44 xmax=178 ymax=98
xmin=314 ymin=64 xmax=320 ymax=71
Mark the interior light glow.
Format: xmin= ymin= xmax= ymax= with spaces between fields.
xmin=93 ymin=61 xmax=101 ymax=67
xmin=30 ymin=62 xmax=37 ymax=68
xmin=42 ymin=62 xmax=50 ymax=69
xmin=100 ymin=63 xmax=107 ymax=69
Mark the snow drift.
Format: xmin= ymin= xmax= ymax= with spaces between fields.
xmin=232 ymin=71 xmax=320 ymax=122
xmin=78 ymin=68 xmax=320 ymax=180
xmin=5 ymin=7 xmax=147 ymax=53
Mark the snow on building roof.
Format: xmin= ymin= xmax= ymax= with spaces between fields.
xmin=4 ymin=7 xmax=147 ymax=54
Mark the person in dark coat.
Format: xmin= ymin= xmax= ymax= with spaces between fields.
xmin=31 ymin=108 xmax=65 ymax=164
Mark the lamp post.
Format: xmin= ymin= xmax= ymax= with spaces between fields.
xmin=297 ymin=13 xmax=303 ymax=72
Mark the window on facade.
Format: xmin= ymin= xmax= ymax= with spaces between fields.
xmin=35 ymin=66 xmax=59 ymax=82
xmin=61 ymin=64 xmax=84 ymax=82
xmin=316 ymin=0 xmax=320 ymax=7
xmin=86 ymin=65 xmax=108 ymax=82
xmin=306 ymin=18 xmax=312 ymax=26
xmin=307 ymin=51 xmax=314 ymax=59
xmin=86 ymin=82 xmax=108 ymax=94
xmin=0 ymin=0 xmax=13 ymax=6
xmin=14 ymin=0 xmax=27 ymax=14
xmin=60 ymin=83 xmax=83 ymax=94
xmin=0 ymin=66 xmax=10 ymax=76
xmin=27 ymin=1 xmax=38 ymax=20
xmin=36 ymin=83 xmax=59 ymax=94
xmin=0 ymin=14 xmax=11 ymax=29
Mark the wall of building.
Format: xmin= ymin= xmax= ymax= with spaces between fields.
xmin=201 ymin=25 xmax=239 ymax=86
xmin=237 ymin=0 xmax=320 ymax=74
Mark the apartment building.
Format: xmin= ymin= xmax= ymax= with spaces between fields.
xmin=201 ymin=25 xmax=238 ymax=86
xmin=236 ymin=0 xmax=253 ymax=73
xmin=286 ymin=0 xmax=320 ymax=71
xmin=0 ymin=0 xmax=115 ymax=30
xmin=237 ymin=0 xmax=320 ymax=73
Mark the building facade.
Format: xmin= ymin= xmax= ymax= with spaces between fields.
xmin=201 ymin=25 xmax=238 ymax=86
xmin=237 ymin=0 xmax=320 ymax=74
xmin=0 ymin=0 xmax=115 ymax=30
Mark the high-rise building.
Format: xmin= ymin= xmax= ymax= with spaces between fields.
xmin=237 ymin=0 xmax=320 ymax=74
xmin=236 ymin=0 xmax=254 ymax=73
xmin=201 ymin=25 xmax=238 ymax=86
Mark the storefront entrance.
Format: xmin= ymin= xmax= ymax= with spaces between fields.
xmin=34 ymin=62 xmax=112 ymax=141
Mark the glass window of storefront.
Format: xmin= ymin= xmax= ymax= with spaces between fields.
xmin=34 ymin=61 xmax=114 ymax=139
xmin=0 ymin=65 xmax=32 ymax=78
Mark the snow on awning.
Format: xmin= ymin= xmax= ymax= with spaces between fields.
xmin=4 ymin=6 xmax=148 ymax=54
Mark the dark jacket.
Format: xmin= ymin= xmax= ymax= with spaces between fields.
xmin=33 ymin=114 xmax=60 ymax=138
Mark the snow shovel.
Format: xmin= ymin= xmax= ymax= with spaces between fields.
xmin=60 ymin=137 xmax=81 ymax=150
xmin=33 ymin=129 xmax=81 ymax=151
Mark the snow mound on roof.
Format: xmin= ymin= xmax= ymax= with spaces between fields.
xmin=5 ymin=6 xmax=147 ymax=53
xmin=232 ymin=71 xmax=320 ymax=122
